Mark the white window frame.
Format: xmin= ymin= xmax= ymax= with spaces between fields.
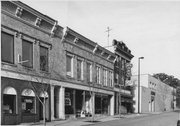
xmin=77 ymin=58 xmax=84 ymax=80
xmin=96 ymin=65 xmax=101 ymax=84
xmin=109 ymin=71 xmax=114 ymax=87
xmin=66 ymin=53 xmax=74 ymax=77
xmin=103 ymin=68 xmax=108 ymax=86
xmin=86 ymin=61 xmax=92 ymax=82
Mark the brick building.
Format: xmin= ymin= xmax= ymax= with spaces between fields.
xmin=1 ymin=1 xmax=64 ymax=124
xmin=131 ymin=74 xmax=176 ymax=113
xmin=62 ymin=27 xmax=116 ymax=118
xmin=112 ymin=39 xmax=134 ymax=114
xmin=1 ymin=1 xmax=116 ymax=125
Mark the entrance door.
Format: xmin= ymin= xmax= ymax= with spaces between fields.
xmin=39 ymin=98 xmax=43 ymax=120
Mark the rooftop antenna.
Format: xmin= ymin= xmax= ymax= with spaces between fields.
xmin=105 ymin=26 xmax=112 ymax=47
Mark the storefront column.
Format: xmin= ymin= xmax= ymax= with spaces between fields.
xmin=90 ymin=92 xmax=95 ymax=116
xmin=73 ymin=90 xmax=76 ymax=114
xmin=50 ymin=85 xmax=55 ymax=120
xmin=59 ymin=86 xmax=65 ymax=119
xmin=110 ymin=95 xmax=115 ymax=116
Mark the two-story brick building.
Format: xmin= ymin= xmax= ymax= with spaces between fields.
xmin=61 ymin=27 xmax=116 ymax=118
xmin=1 ymin=1 xmax=64 ymax=124
xmin=1 ymin=1 xmax=117 ymax=125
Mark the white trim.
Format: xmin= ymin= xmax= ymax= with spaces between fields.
xmin=3 ymin=87 xmax=17 ymax=95
xmin=22 ymin=89 xmax=35 ymax=97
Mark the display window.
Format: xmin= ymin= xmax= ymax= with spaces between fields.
xmin=21 ymin=89 xmax=36 ymax=114
xmin=3 ymin=87 xmax=17 ymax=114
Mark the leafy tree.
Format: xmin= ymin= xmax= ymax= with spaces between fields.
xmin=153 ymin=73 xmax=180 ymax=88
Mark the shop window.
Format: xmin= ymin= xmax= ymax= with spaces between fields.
xmin=86 ymin=62 xmax=92 ymax=82
xmin=1 ymin=32 xmax=14 ymax=64
xmin=3 ymin=87 xmax=17 ymax=114
xmin=22 ymin=40 xmax=33 ymax=68
xmin=77 ymin=59 xmax=83 ymax=80
xmin=40 ymin=46 xmax=49 ymax=71
xmin=66 ymin=55 xmax=73 ymax=77
xmin=21 ymin=89 xmax=36 ymax=114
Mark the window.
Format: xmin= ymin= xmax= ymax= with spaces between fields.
xmin=3 ymin=87 xmax=17 ymax=114
xmin=21 ymin=89 xmax=36 ymax=114
xmin=103 ymin=69 xmax=107 ymax=86
xmin=77 ymin=59 xmax=83 ymax=80
xmin=1 ymin=32 xmax=14 ymax=63
xmin=66 ymin=55 xmax=73 ymax=77
xmin=40 ymin=46 xmax=48 ymax=71
xmin=87 ymin=62 xmax=92 ymax=82
xmin=22 ymin=40 xmax=33 ymax=68
xmin=96 ymin=66 xmax=101 ymax=84
xmin=109 ymin=71 xmax=113 ymax=87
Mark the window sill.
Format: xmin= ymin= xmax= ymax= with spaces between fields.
xmin=22 ymin=66 xmax=34 ymax=71
xmin=1 ymin=62 xmax=17 ymax=67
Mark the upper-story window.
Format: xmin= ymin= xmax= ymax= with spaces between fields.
xmin=96 ymin=65 xmax=101 ymax=84
xmin=22 ymin=40 xmax=33 ymax=68
xmin=66 ymin=54 xmax=73 ymax=77
xmin=1 ymin=32 xmax=14 ymax=64
xmin=86 ymin=62 xmax=92 ymax=82
xmin=109 ymin=71 xmax=113 ymax=87
xmin=40 ymin=46 xmax=48 ymax=72
xmin=103 ymin=68 xmax=107 ymax=86
xmin=77 ymin=59 xmax=83 ymax=80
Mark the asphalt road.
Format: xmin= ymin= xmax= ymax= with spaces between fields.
xmin=88 ymin=111 xmax=180 ymax=126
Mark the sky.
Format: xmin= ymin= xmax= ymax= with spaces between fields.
xmin=22 ymin=0 xmax=180 ymax=79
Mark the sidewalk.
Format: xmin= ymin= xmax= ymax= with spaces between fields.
xmin=19 ymin=112 xmax=161 ymax=126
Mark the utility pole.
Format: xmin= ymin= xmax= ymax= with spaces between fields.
xmin=105 ymin=27 xmax=112 ymax=47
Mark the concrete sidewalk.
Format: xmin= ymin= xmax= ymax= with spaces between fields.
xmin=19 ymin=112 xmax=161 ymax=126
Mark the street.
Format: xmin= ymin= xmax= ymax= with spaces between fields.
xmin=85 ymin=111 xmax=179 ymax=126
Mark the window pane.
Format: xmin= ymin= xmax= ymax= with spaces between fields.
xmin=22 ymin=96 xmax=35 ymax=114
xmin=22 ymin=40 xmax=33 ymax=68
xmin=77 ymin=60 xmax=82 ymax=80
xmin=1 ymin=32 xmax=14 ymax=63
xmin=40 ymin=46 xmax=48 ymax=71
xmin=87 ymin=63 xmax=90 ymax=82
xmin=3 ymin=94 xmax=16 ymax=114
xmin=66 ymin=55 xmax=72 ymax=76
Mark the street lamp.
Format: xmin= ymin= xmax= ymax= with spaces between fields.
xmin=138 ymin=57 xmax=144 ymax=114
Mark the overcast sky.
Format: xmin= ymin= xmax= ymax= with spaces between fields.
xmin=22 ymin=0 xmax=180 ymax=79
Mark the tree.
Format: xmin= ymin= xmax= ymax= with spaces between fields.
xmin=153 ymin=73 xmax=180 ymax=88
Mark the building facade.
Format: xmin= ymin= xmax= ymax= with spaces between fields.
xmin=1 ymin=1 xmax=117 ymax=125
xmin=131 ymin=74 xmax=176 ymax=113
xmin=1 ymin=1 xmax=64 ymax=125
xmin=62 ymin=27 xmax=116 ymax=118
xmin=112 ymin=39 xmax=134 ymax=114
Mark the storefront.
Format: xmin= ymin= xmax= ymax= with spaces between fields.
xmin=1 ymin=77 xmax=50 ymax=125
xmin=95 ymin=93 xmax=110 ymax=115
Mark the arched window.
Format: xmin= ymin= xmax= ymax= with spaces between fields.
xmin=21 ymin=89 xmax=36 ymax=114
xmin=3 ymin=87 xmax=17 ymax=114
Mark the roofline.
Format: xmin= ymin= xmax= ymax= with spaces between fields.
xmin=12 ymin=1 xmax=56 ymax=24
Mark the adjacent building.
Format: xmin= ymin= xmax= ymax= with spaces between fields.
xmin=131 ymin=74 xmax=176 ymax=113
xmin=112 ymin=39 xmax=134 ymax=114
